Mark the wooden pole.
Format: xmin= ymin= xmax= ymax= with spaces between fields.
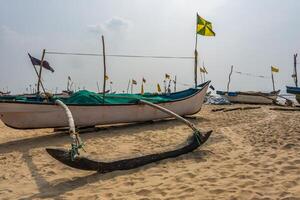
xmin=31 ymin=60 xmax=46 ymax=94
xmin=271 ymin=67 xmax=275 ymax=92
xmin=227 ymin=65 xmax=233 ymax=92
xmin=194 ymin=13 xmax=198 ymax=88
xmin=37 ymin=49 xmax=46 ymax=94
xmin=101 ymin=35 xmax=107 ymax=103
xmin=139 ymin=99 xmax=199 ymax=133
xmin=127 ymin=79 xmax=131 ymax=93
xmin=174 ymin=75 xmax=177 ymax=92
xmin=294 ymin=54 xmax=298 ymax=87
xmin=96 ymin=82 xmax=100 ymax=93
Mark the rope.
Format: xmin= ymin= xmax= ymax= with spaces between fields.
xmin=45 ymin=51 xmax=194 ymax=60
xmin=234 ymin=71 xmax=270 ymax=79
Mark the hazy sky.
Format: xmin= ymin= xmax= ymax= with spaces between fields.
xmin=1 ymin=0 xmax=300 ymax=94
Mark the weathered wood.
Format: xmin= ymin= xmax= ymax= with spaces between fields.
xmin=37 ymin=49 xmax=46 ymax=94
xmin=270 ymin=107 xmax=300 ymax=111
xmin=227 ymin=65 xmax=233 ymax=92
xmin=101 ymin=35 xmax=107 ymax=103
xmin=271 ymin=66 xmax=275 ymax=92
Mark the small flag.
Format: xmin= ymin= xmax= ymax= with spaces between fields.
xmin=68 ymin=76 xmax=71 ymax=81
xmin=197 ymin=14 xmax=215 ymax=36
xmin=292 ymin=74 xmax=297 ymax=78
xmin=209 ymin=85 xmax=215 ymax=90
xmin=271 ymin=66 xmax=279 ymax=73
xmin=28 ymin=53 xmax=54 ymax=72
xmin=157 ymin=84 xmax=161 ymax=92
xmin=203 ymin=66 xmax=208 ymax=74
xmin=105 ymin=75 xmax=109 ymax=80
xmin=142 ymin=77 xmax=146 ymax=83
xmin=165 ymin=74 xmax=170 ymax=79
xmin=200 ymin=67 xmax=206 ymax=73
xmin=132 ymin=79 xmax=137 ymax=85
xmin=141 ymin=83 xmax=144 ymax=94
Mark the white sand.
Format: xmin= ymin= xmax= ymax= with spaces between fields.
xmin=0 ymin=105 xmax=300 ymax=199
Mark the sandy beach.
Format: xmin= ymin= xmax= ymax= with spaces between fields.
xmin=0 ymin=104 xmax=300 ymax=199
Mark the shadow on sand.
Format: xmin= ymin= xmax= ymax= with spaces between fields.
xmin=0 ymin=116 xmax=211 ymax=199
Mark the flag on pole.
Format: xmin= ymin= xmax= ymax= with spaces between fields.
xmin=157 ymin=84 xmax=161 ymax=92
xmin=28 ymin=53 xmax=54 ymax=72
xmin=271 ymin=66 xmax=279 ymax=73
xmin=203 ymin=66 xmax=208 ymax=74
xmin=105 ymin=75 xmax=109 ymax=80
xmin=200 ymin=67 xmax=207 ymax=73
xmin=68 ymin=76 xmax=71 ymax=81
xmin=165 ymin=74 xmax=170 ymax=79
xmin=142 ymin=77 xmax=146 ymax=83
xmin=132 ymin=79 xmax=137 ymax=85
xmin=196 ymin=14 xmax=215 ymax=36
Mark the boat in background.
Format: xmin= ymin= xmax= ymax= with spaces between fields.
xmin=286 ymin=86 xmax=300 ymax=103
xmin=216 ymin=90 xmax=279 ymax=104
xmin=286 ymin=54 xmax=300 ymax=103
xmin=0 ymin=81 xmax=210 ymax=129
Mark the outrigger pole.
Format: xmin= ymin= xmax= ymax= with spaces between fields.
xmin=46 ymin=98 xmax=212 ymax=172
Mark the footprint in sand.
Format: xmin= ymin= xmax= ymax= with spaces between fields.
xmin=136 ymin=189 xmax=152 ymax=196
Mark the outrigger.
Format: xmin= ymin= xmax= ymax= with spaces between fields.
xmin=46 ymin=99 xmax=212 ymax=172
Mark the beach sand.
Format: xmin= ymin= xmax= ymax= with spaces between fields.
xmin=0 ymin=104 xmax=300 ymax=199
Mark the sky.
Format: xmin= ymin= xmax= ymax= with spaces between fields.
xmin=0 ymin=0 xmax=300 ymax=94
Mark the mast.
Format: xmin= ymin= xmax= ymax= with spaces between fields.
xmin=194 ymin=13 xmax=198 ymax=88
xmin=294 ymin=54 xmax=298 ymax=87
xmin=271 ymin=66 xmax=276 ymax=91
xmin=227 ymin=65 xmax=233 ymax=92
xmin=101 ymin=35 xmax=107 ymax=102
xmin=37 ymin=49 xmax=46 ymax=94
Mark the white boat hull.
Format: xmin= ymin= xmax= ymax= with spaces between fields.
xmin=0 ymin=83 xmax=209 ymax=129
xmin=221 ymin=93 xmax=277 ymax=104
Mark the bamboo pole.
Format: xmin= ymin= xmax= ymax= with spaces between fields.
xmin=31 ymin=59 xmax=46 ymax=94
xmin=271 ymin=66 xmax=275 ymax=92
xmin=174 ymin=75 xmax=177 ymax=92
xmin=126 ymin=79 xmax=131 ymax=93
xmin=101 ymin=35 xmax=107 ymax=103
xmin=227 ymin=65 xmax=233 ymax=92
xmin=139 ymin=99 xmax=199 ymax=133
xmin=37 ymin=49 xmax=46 ymax=94
xmin=194 ymin=13 xmax=199 ymax=88
xmin=294 ymin=54 xmax=298 ymax=87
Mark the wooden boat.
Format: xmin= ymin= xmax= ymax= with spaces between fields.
xmin=286 ymin=86 xmax=300 ymax=103
xmin=216 ymin=90 xmax=279 ymax=104
xmin=0 ymin=81 xmax=210 ymax=129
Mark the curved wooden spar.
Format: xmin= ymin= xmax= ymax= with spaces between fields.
xmin=46 ymin=99 xmax=212 ymax=172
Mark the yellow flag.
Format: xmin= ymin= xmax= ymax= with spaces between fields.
xmin=203 ymin=66 xmax=208 ymax=74
xmin=141 ymin=83 xmax=144 ymax=94
xmin=200 ymin=67 xmax=206 ymax=73
xmin=271 ymin=66 xmax=279 ymax=73
xmin=105 ymin=75 xmax=109 ymax=80
xmin=132 ymin=79 xmax=137 ymax=85
xmin=157 ymin=84 xmax=161 ymax=92
xmin=197 ymin=14 xmax=215 ymax=36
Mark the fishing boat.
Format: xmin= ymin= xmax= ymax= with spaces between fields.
xmin=286 ymin=86 xmax=300 ymax=103
xmin=0 ymin=81 xmax=210 ymax=129
xmin=216 ymin=90 xmax=279 ymax=104
xmin=286 ymin=54 xmax=300 ymax=103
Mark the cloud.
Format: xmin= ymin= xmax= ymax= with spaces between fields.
xmin=87 ymin=17 xmax=132 ymax=34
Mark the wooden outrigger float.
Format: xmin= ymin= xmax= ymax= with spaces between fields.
xmin=46 ymin=98 xmax=212 ymax=172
